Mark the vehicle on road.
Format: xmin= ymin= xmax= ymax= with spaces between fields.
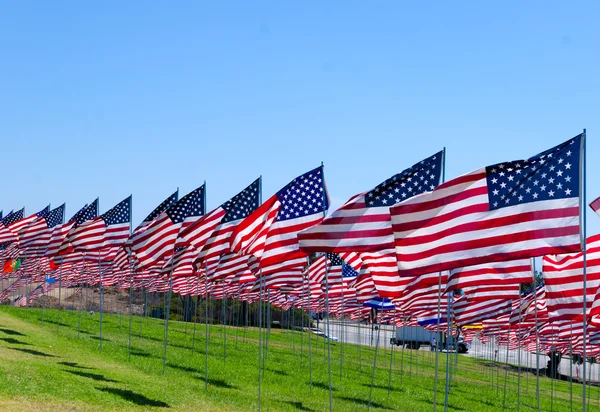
xmin=390 ymin=326 xmax=468 ymax=353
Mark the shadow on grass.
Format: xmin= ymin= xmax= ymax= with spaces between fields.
xmin=265 ymin=368 xmax=289 ymax=376
xmin=338 ymin=396 xmax=391 ymax=410
xmin=65 ymin=370 xmax=119 ymax=383
xmin=194 ymin=376 xmax=237 ymax=389
xmin=360 ymin=383 xmax=403 ymax=392
xmin=90 ymin=336 xmax=111 ymax=342
xmin=310 ymin=382 xmax=337 ymax=391
xmin=58 ymin=361 xmax=93 ymax=369
xmin=0 ymin=328 xmax=26 ymax=336
xmin=168 ymin=364 xmax=200 ymax=374
xmin=419 ymin=398 xmax=467 ymax=411
xmin=130 ymin=350 xmax=155 ymax=359
xmin=282 ymin=400 xmax=314 ymax=411
xmin=95 ymin=387 xmax=169 ymax=407
xmin=9 ymin=347 xmax=55 ymax=357
xmin=0 ymin=337 xmax=32 ymax=345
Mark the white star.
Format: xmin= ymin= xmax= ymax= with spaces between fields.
xmin=548 ymin=190 xmax=555 ymax=197
xmin=491 ymin=178 xmax=498 ymax=184
xmin=492 ymin=189 xmax=499 ymax=196
xmin=518 ymin=195 xmax=523 ymax=201
xmin=533 ymin=193 xmax=538 ymax=199
xmin=565 ymin=189 xmax=572 ymax=195
xmin=565 ymin=163 xmax=572 ymax=170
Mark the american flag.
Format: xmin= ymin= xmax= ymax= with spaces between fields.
xmin=392 ymin=135 xmax=583 ymax=277
xmin=48 ymin=201 xmax=98 ymax=257
xmin=167 ymin=179 xmax=261 ymax=279
xmin=589 ymin=196 xmax=600 ymax=217
xmin=453 ymin=295 xmax=513 ymax=327
xmin=299 ymin=152 xmax=443 ymax=253
xmin=542 ymin=234 xmax=600 ymax=322
xmin=446 ymin=260 xmax=532 ymax=301
xmin=0 ymin=208 xmax=30 ymax=244
xmin=195 ymin=178 xmax=261 ymax=273
xmin=113 ymin=191 xmax=178 ymax=271
xmin=64 ymin=196 xmax=131 ymax=252
xmin=131 ymin=185 xmax=204 ymax=269
xmin=10 ymin=206 xmax=50 ymax=235
xmin=231 ymin=166 xmax=328 ymax=270
xmin=18 ymin=204 xmax=65 ymax=257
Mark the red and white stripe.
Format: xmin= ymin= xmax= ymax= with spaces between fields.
xmin=391 ymin=169 xmax=581 ymax=277
xmin=542 ymin=234 xmax=600 ymax=321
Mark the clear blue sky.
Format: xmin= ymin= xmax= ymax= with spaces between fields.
xmin=1 ymin=2 xmax=598 ymax=235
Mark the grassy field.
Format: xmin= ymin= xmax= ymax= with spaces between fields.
xmin=0 ymin=305 xmax=595 ymax=411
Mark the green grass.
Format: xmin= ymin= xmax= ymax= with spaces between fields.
xmin=0 ymin=305 xmax=595 ymax=411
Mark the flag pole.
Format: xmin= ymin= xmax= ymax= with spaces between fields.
xmin=162 ymin=250 xmax=176 ymax=374
xmin=204 ymin=264 xmax=209 ymax=389
xmin=98 ymin=250 xmax=104 ymax=351
xmin=77 ymin=257 xmax=85 ymax=339
xmin=306 ymin=257 xmax=313 ymax=392
xmin=320 ymin=162 xmax=333 ymax=412
xmin=580 ymin=129 xmax=587 ymax=412
xmin=444 ymin=291 xmax=451 ymax=412
xmin=127 ymin=195 xmax=134 ymax=360
xmin=388 ymin=306 xmax=396 ymax=396
xmin=531 ymin=259 xmax=540 ymax=412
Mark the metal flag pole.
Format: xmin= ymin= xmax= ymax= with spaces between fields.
xmin=306 ymin=258 xmax=313 ymax=393
xmin=388 ymin=306 xmax=396 ymax=396
xmin=368 ymin=307 xmax=381 ymax=412
xmin=580 ymin=129 xmax=588 ymax=412
xmin=324 ymin=261 xmax=333 ymax=412
xmin=162 ymin=251 xmax=176 ymax=374
xmin=257 ymin=273 xmax=264 ymax=411
xmin=98 ymin=250 xmax=104 ymax=351
xmin=444 ymin=292 xmax=451 ymax=412
xmin=57 ymin=261 xmax=63 ymax=327
xmin=433 ymin=271 xmax=443 ymax=411
xmin=77 ymin=256 xmax=86 ymax=339
xmin=222 ymin=282 xmax=227 ymax=363
xmin=204 ymin=265 xmax=209 ymax=389
xmin=531 ymin=259 xmax=540 ymax=412
xmin=517 ymin=297 xmax=522 ymax=412
xmin=503 ymin=324 xmax=510 ymax=411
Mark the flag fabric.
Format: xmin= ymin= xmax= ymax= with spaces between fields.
xmin=48 ymin=201 xmax=98 ymax=257
xmin=8 ymin=206 xmax=50 ymax=236
xmin=0 ymin=209 xmax=25 ymax=244
xmin=195 ymin=178 xmax=261 ymax=269
xmin=391 ymin=135 xmax=583 ymax=277
xmin=298 ymin=152 xmax=443 ymax=253
xmin=589 ymin=196 xmax=600 ymax=217
xmin=131 ymin=185 xmax=204 ymax=269
xmin=18 ymin=204 xmax=66 ymax=257
xmin=231 ymin=167 xmax=328 ymax=269
xmin=64 ymin=196 xmax=131 ymax=252
xmin=542 ymin=234 xmax=600 ymax=321
xmin=446 ymin=259 xmax=532 ymax=300
xmin=3 ymin=259 xmax=21 ymax=274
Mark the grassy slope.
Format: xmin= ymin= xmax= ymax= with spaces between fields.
xmin=0 ymin=306 xmax=594 ymax=411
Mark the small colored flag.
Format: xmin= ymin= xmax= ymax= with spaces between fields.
xmin=589 ymin=196 xmax=600 ymax=216
xmin=3 ymin=258 xmax=22 ymax=274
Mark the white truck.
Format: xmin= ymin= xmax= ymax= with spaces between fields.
xmin=390 ymin=326 xmax=437 ymax=350
xmin=390 ymin=326 xmax=468 ymax=353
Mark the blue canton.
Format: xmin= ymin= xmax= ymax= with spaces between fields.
xmin=45 ymin=204 xmax=65 ymax=228
xmin=222 ymin=178 xmax=260 ymax=223
xmin=2 ymin=209 xmax=24 ymax=227
xmin=143 ymin=191 xmax=178 ymax=223
xmin=486 ymin=135 xmax=581 ymax=210
xmin=342 ymin=263 xmax=358 ymax=279
xmin=166 ymin=185 xmax=205 ymax=224
xmin=365 ymin=151 xmax=443 ymax=207
xmin=276 ymin=166 xmax=328 ymax=222
xmin=326 ymin=252 xmax=344 ymax=266
xmin=36 ymin=206 xmax=50 ymax=217
xmin=72 ymin=200 xmax=99 ymax=225
xmin=101 ymin=196 xmax=131 ymax=225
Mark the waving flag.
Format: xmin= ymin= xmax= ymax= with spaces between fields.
xmin=231 ymin=167 xmax=328 ymax=269
xmin=64 ymin=196 xmax=131 ymax=252
xmin=589 ymin=196 xmax=600 ymax=217
xmin=48 ymin=201 xmax=98 ymax=257
xmin=0 ymin=207 xmax=50 ymax=245
xmin=392 ymin=134 xmax=583 ymax=277
xmin=113 ymin=191 xmax=179 ymax=270
xmin=446 ymin=259 xmax=532 ymax=300
xmin=18 ymin=204 xmax=65 ymax=257
xmin=166 ymin=179 xmax=261 ymax=278
xmin=299 ymin=152 xmax=443 ymax=253
xmin=131 ymin=185 xmax=204 ymax=269
xmin=542 ymin=234 xmax=600 ymax=321
xmin=195 ymin=178 xmax=260 ymax=267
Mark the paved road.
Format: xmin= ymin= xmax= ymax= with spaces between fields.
xmin=316 ymin=319 xmax=600 ymax=383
